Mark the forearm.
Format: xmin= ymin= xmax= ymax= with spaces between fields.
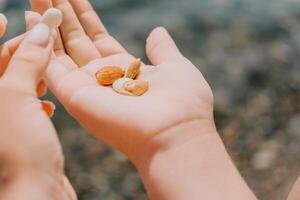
xmin=1 ymin=171 xmax=67 ymax=200
xmin=0 ymin=91 xmax=71 ymax=200
xmin=134 ymin=120 xmax=257 ymax=200
xmin=0 ymin=141 xmax=67 ymax=200
xmin=0 ymin=146 xmax=73 ymax=200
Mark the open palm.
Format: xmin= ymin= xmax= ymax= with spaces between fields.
xmin=30 ymin=0 xmax=214 ymax=158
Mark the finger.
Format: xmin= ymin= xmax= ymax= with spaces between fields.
xmin=29 ymin=1 xmax=66 ymax=56
xmin=41 ymin=100 xmax=56 ymax=118
xmin=2 ymin=24 xmax=54 ymax=94
xmin=47 ymin=63 xmax=96 ymax=106
xmin=0 ymin=13 xmax=7 ymax=38
xmin=45 ymin=54 xmax=77 ymax=93
xmin=63 ymin=176 xmax=77 ymax=200
xmin=81 ymin=54 xmax=136 ymax=76
xmin=45 ymin=59 xmax=70 ymax=92
xmin=29 ymin=0 xmax=52 ymax=14
xmin=52 ymin=0 xmax=101 ymax=66
xmin=53 ymin=26 xmax=66 ymax=56
xmin=25 ymin=11 xmax=50 ymax=97
xmin=25 ymin=11 xmax=41 ymax=30
xmin=69 ymin=0 xmax=127 ymax=57
xmin=146 ymin=27 xmax=184 ymax=66
xmin=0 ymin=34 xmax=26 ymax=76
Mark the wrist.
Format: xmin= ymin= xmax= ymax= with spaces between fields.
xmin=130 ymin=120 xmax=256 ymax=200
xmin=131 ymin=119 xmax=217 ymax=169
xmin=0 ymin=153 xmax=66 ymax=199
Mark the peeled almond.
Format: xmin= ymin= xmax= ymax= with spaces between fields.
xmin=112 ymin=78 xmax=134 ymax=96
xmin=124 ymin=80 xmax=149 ymax=96
xmin=41 ymin=8 xmax=63 ymax=30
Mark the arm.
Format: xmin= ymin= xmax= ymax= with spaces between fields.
xmin=134 ymin=120 xmax=256 ymax=200
xmin=0 ymin=14 xmax=76 ymax=200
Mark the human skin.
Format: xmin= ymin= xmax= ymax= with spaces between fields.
xmin=287 ymin=177 xmax=300 ymax=200
xmin=0 ymin=15 xmax=76 ymax=200
xmin=27 ymin=0 xmax=259 ymax=199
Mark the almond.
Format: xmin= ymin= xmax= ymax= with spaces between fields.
xmin=124 ymin=80 xmax=149 ymax=96
xmin=96 ymin=66 xmax=125 ymax=86
xmin=126 ymin=59 xmax=141 ymax=79
xmin=41 ymin=8 xmax=63 ymax=30
xmin=112 ymin=78 xmax=134 ymax=96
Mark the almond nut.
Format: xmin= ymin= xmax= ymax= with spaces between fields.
xmin=112 ymin=78 xmax=134 ymax=96
xmin=126 ymin=59 xmax=141 ymax=79
xmin=96 ymin=66 xmax=125 ymax=86
xmin=41 ymin=8 xmax=63 ymax=30
xmin=124 ymin=80 xmax=149 ymax=96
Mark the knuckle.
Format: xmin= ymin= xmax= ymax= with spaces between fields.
xmin=13 ymin=52 xmax=47 ymax=69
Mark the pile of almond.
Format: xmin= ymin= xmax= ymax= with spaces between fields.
xmin=95 ymin=59 xmax=149 ymax=96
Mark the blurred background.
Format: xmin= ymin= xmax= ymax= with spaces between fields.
xmin=1 ymin=0 xmax=300 ymax=199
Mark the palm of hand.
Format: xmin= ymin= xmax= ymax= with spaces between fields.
xmin=49 ymin=52 xmax=213 ymax=154
xmin=29 ymin=0 xmax=214 ymax=156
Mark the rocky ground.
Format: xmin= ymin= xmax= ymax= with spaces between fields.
xmin=1 ymin=0 xmax=300 ymax=199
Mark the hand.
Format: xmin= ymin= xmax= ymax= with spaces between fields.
xmin=29 ymin=0 xmax=215 ymax=160
xmin=0 ymin=14 xmax=76 ymax=200
xmin=29 ymin=1 xmax=257 ymax=200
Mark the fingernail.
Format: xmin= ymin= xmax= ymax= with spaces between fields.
xmin=25 ymin=10 xmax=41 ymax=18
xmin=25 ymin=10 xmax=32 ymax=18
xmin=41 ymin=100 xmax=56 ymax=118
xmin=0 ymin=13 xmax=7 ymax=25
xmin=27 ymin=23 xmax=50 ymax=46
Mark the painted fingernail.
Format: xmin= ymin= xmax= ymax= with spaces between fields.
xmin=36 ymin=81 xmax=47 ymax=97
xmin=41 ymin=100 xmax=56 ymax=118
xmin=27 ymin=23 xmax=50 ymax=46
xmin=0 ymin=13 xmax=7 ymax=25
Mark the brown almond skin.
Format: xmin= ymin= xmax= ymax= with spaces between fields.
xmin=95 ymin=66 xmax=125 ymax=86
xmin=126 ymin=59 xmax=141 ymax=79
xmin=124 ymin=80 xmax=149 ymax=96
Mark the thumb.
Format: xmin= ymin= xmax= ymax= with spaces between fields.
xmin=2 ymin=23 xmax=54 ymax=94
xmin=146 ymin=27 xmax=184 ymax=66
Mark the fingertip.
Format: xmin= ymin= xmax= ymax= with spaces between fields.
xmin=26 ymin=23 xmax=51 ymax=47
xmin=146 ymin=26 xmax=168 ymax=47
xmin=146 ymin=26 xmax=176 ymax=54
xmin=146 ymin=26 xmax=182 ymax=65
xmin=41 ymin=100 xmax=56 ymax=118
xmin=25 ymin=11 xmax=42 ymax=31
xmin=0 ymin=13 xmax=7 ymax=38
xmin=25 ymin=10 xmax=40 ymax=18
xmin=37 ymin=81 xmax=48 ymax=97
xmin=0 ymin=13 xmax=8 ymax=25
xmin=29 ymin=0 xmax=52 ymax=14
xmin=147 ymin=26 xmax=168 ymax=41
